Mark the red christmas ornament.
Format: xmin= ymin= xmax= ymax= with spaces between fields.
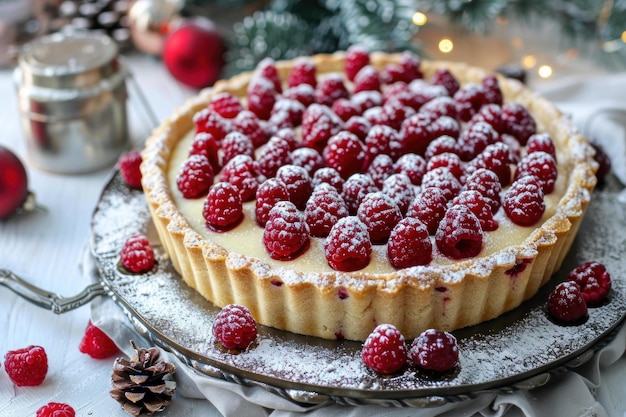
xmin=163 ymin=18 xmax=226 ymax=89
xmin=0 ymin=145 xmax=29 ymax=220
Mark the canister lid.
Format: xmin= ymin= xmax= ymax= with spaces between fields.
xmin=17 ymin=31 xmax=120 ymax=90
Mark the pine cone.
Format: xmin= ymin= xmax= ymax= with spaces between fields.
xmin=111 ymin=341 xmax=176 ymax=416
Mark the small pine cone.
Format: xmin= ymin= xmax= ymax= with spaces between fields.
xmin=110 ymin=341 xmax=176 ymax=416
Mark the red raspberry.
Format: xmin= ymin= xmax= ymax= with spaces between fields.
xmin=469 ymin=103 xmax=505 ymax=134
xmin=454 ymin=83 xmax=487 ymax=122
xmin=4 ymin=345 xmax=48 ymax=386
xmin=256 ymin=136 xmax=292 ymax=178
xmin=364 ymin=124 xmax=402 ymax=167
xmin=367 ymin=154 xmax=394 ymax=189
xmin=315 ymin=74 xmax=349 ymax=107
xmin=176 ymin=154 xmax=215 ymax=199
xmin=421 ymin=167 xmax=461 ymax=201
xmin=380 ymin=97 xmax=416 ymax=131
xmin=591 ymin=141 xmax=611 ymax=182
xmin=301 ymin=104 xmax=344 ymax=151
xmin=220 ymin=155 xmax=260 ymax=202
xmin=203 ymin=182 xmax=243 ymax=231
xmin=283 ymin=83 xmax=316 ymax=108
xmin=382 ymin=81 xmax=410 ymax=102
xmin=435 ymin=204 xmax=483 ymax=259
xmin=481 ymin=74 xmax=503 ymax=105
xmin=273 ymin=127 xmax=299 ymax=150
xmin=209 ymin=92 xmax=243 ymax=119
xmin=457 ymin=121 xmax=499 ymax=161
xmin=351 ymin=90 xmax=383 ymax=113
xmin=312 ymin=167 xmax=345 ymax=193
xmin=290 ymin=147 xmax=325 ymax=176
xmin=430 ymin=68 xmax=460 ymax=95
xmin=344 ymin=116 xmax=371 ymax=141
xmin=567 ymin=261 xmax=612 ymax=306
xmin=410 ymin=329 xmax=459 ymax=372
xmin=362 ymin=106 xmax=386 ymax=126
xmin=221 ymin=131 xmax=255 ymax=166
xmin=381 ymin=173 xmax=415 ymax=215
xmin=353 ymin=65 xmax=381 ymax=93
xmin=332 ymin=98 xmax=359 ymax=121
xmin=514 ymin=151 xmax=558 ymax=194
xmin=387 ymin=217 xmax=432 ymax=268
xmin=502 ymin=103 xmax=536 ymax=145
xmin=467 ymin=142 xmax=513 ymax=187
xmin=424 ymin=135 xmax=459 ymax=160
xmin=357 ymin=192 xmax=402 ymax=244
xmin=451 ymin=190 xmax=498 ymax=231
xmin=421 ymin=97 xmax=459 ymax=121
xmin=255 ymin=178 xmax=290 ymax=227
xmin=406 ymin=187 xmax=448 ymax=235
xmin=213 ymin=304 xmax=258 ymax=350
xmin=193 ymin=108 xmax=230 ymax=141
xmin=189 ymin=132 xmax=220 ymax=173
xmin=342 ymin=173 xmax=377 ymax=215
xmin=276 ymin=165 xmax=313 ymax=210
xmin=263 ymin=201 xmax=310 ymax=260
xmin=345 ymin=45 xmax=370 ymax=82
xmin=526 ymin=133 xmax=557 ymax=162
xmin=78 ymin=320 xmax=119 ymax=359
xmin=120 ymin=234 xmax=155 ymax=273
xmin=399 ymin=112 xmax=435 ymax=156
xmin=385 ymin=88 xmax=424 ymax=113
xmin=36 ymin=402 xmax=75 ymax=417
xmin=118 ymin=150 xmax=143 ymax=189
xmin=463 ymin=168 xmax=502 ymax=213
xmin=232 ymin=109 xmax=268 ymax=148
xmin=288 ymin=57 xmax=317 ymax=88
xmin=361 ymin=324 xmax=407 ymax=374
xmin=503 ymin=175 xmax=545 ymax=226
xmin=257 ymin=57 xmax=282 ymax=93
xmin=398 ymin=52 xmax=423 ymax=80
xmin=547 ymin=281 xmax=588 ymax=323
xmin=305 ymin=183 xmax=349 ymax=237
xmin=501 ymin=133 xmax=522 ymax=164
xmin=247 ymin=75 xmax=277 ymax=120
xmin=271 ymin=98 xmax=306 ymax=127
xmin=427 ymin=152 xmax=464 ymax=180
xmin=325 ymin=216 xmax=372 ymax=271
xmin=322 ymin=131 xmax=366 ymax=180
xmin=430 ymin=115 xmax=461 ymax=141
xmin=383 ymin=51 xmax=423 ymax=84
xmin=408 ymin=80 xmax=448 ymax=108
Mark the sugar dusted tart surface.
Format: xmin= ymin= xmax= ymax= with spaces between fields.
xmin=141 ymin=51 xmax=597 ymax=341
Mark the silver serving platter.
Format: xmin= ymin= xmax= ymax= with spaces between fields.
xmin=90 ymin=171 xmax=626 ymax=408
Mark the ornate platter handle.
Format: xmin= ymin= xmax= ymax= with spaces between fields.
xmin=0 ymin=269 xmax=106 ymax=313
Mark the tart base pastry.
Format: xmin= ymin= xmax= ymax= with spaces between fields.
xmin=141 ymin=52 xmax=597 ymax=341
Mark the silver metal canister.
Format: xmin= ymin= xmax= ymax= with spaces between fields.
xmin=14 ymin=31 xmax=129 ymax=174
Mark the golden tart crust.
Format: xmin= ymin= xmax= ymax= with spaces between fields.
xmin=141 ymin=52 xmax=597 ymax=341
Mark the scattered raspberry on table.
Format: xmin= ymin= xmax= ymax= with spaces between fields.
xmin=4 ymin=345 xmax=48 ymax=386
xmin=79 ymin=320 xmax=120 ymax=359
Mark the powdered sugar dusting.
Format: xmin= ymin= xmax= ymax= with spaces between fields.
xmin=92 ymin=171 xmax=626 ymax=403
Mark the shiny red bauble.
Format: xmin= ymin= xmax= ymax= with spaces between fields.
xmin=163 ymin=18 xmax=225 ymax=89
xmin=0 ymin=145 xmax=29 ymax=220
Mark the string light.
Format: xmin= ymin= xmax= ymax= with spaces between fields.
xmin=412 ymin=12 xmax=427 ymax=26
xmin=521 ymin=55 xmax=537 ymax=69
xmin=438 ymin=38 xmax=454 ymax=53
xmin=538 ymin=65 xmax=553 ymax=78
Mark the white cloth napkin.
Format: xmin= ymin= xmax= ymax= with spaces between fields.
xmin=89 ymin=72 xmax=626 ymax=417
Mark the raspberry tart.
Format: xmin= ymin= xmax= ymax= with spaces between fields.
xmin=141 ymin=51 xmax=596 ymax=341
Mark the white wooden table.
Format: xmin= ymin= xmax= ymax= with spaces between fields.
xmin=0 ymin=53 xmax=221 ymax=417
xmin=1 ymin=52 xmax=625 ymax=417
